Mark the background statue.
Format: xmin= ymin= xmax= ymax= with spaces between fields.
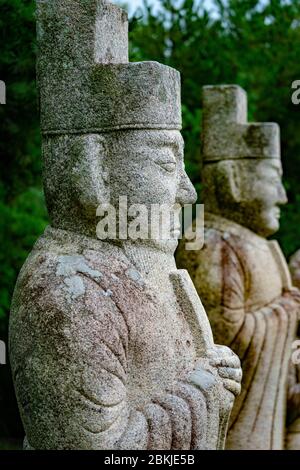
xmin=9 ymin=1 xmax=241 ymax=450
xmin=177 ymin=84 xmax=300 ymax=449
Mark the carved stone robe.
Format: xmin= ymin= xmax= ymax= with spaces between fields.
xmin=10 ymin=226 xmax=230 ymax=450
xmin=177 ymin=213 xmax=300 ymax=449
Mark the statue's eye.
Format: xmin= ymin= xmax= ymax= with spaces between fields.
xmin=156 ymin=161 xmax=177 ymax=173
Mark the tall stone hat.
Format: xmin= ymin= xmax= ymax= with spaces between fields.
xmin=37 ymin=0 xmax=182 ymax=135
xmin=202 ymin=84 xmax=280 ymax=162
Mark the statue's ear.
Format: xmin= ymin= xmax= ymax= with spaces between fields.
xmin=216 ymin=160 xmax=242 ymax=204
xmin=70 ymin=135 xmax=110 ymax=217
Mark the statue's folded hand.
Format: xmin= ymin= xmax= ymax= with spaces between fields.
xmin=187 ymin=344 xmax=241 ymax=398
xmin=185 ymin=345 xmax=241 ymax=449
xmin=188 ymin=363 xmax=219 ymax=392
xmin=205 ymin=345 xmax=242 ymax=398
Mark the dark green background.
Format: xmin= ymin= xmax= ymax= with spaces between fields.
xmin=0 ymin=0 xmax=300 ymax=447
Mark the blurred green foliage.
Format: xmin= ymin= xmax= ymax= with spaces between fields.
xmin=0 ymin=0 xmax=300 ymax=440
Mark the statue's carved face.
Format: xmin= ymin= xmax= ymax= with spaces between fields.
xmin=107 ymin=129 xmax=197 ymax=252
xmin=224 ymin=158 xmax=288 ymax=237
xmin=205 ymin=158 xmax=287 ymax=238
xmin=44 ymin=131 xmax=196 ymax=251
xmin=245 ymin=158 xmax=287 ymax=237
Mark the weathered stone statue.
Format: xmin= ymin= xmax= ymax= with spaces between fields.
xmin=177 ymin=85 xmax=300 ymax=449
xmin=9 ymin=2 xmax=241 ymax=450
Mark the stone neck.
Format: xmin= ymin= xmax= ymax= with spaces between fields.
xmin=120 ymin=241 xmax=177 ymax=288
xmin=204 ymin=212 xmax=269 ymax=246
xmin=41 ymin=226 xmax=177 ymax=286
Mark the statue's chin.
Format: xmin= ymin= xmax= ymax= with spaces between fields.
xmin=253 ymin=217 xmax=280 ymax=238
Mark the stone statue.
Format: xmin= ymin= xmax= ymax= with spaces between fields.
xmin=177 ymin=85 xmax=300 ymax=449
xmin=9 ymin=2 xmax=241 ymax=450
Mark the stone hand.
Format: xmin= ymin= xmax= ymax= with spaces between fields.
xmin=187 ymin=360 xmax=220 ymax=393
xmin=207 ymin=345 xmax=242 ymax=398
xmin=188 ymin=346 xmax=242 ymax=398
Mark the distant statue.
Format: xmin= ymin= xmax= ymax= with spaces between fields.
xmin=9 ymin=2 xmax=241 ymax=450
xmin=177 ymin=85 xmax=300 ymax=449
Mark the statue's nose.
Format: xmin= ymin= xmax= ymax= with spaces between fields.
xmin=176 ymin=171 xmax=197 ymax=206
xmin=278 ymin=183 xmax=288 ymax=205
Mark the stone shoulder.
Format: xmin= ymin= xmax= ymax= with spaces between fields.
xmin=177 ymin=222 xmax=246 ymax=274
xmin=9 ymin=234 xmax=152 ymax=358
